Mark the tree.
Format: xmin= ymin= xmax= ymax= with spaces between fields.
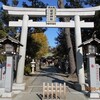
xmin=28 ymin=33 xmax=48 ymax=59
xmin=0 ymin=0 xmax=20 ymax=64
xmin=22 ymin=0 xmax=47 ymax=33
xmin=55 ymin=29 xmax=68 ymax=57
xmin=0 ymin=0 xmax=8 ymax=5
xmin=57 ymin=0 xmax=76 ymax=74
xmin=26 ymin=34 xmax=41 ymax=59
xmin=82 ymin=0 xmax=100 ymax=64
xmin=82 ymin=0 xmax=100 ymax=40
xmin=0 ymin=0 xmax=19 ymax=35
xmin=84 ymin=0 xmax=100 ymax=6
xmin=58 ymin=0 xmax=100 ymax=73
xmin=12 ymin=0 xmax=19 ymax=6
xmin=0 ymin=30 xmax=7 ymax=38
xmin=22 ymin=0 xmax=48 ymax=61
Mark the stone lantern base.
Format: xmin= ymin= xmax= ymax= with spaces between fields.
xmin=90 ymin=92 xmax=100 ymax=98
xmin=2 ymin=91 xmax=14 ymax=97
xmin=12 ymin=83 xmax=26 ymax=90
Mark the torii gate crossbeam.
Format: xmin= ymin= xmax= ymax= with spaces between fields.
xmin=9 ymin=21 xmax=94 ymax=28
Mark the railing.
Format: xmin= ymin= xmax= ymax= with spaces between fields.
xmin=43 ymin=82 xmax=66 ymax=100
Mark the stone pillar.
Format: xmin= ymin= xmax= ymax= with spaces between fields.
xmin=89 ymin=56 xmax=96 ymax=89
xmin=0 ymin=65 xmax=2 ymax=80
xmin=74 ymin=15 xmax=85 ymax=85
xmin=2 ymin=56 xmax=14 ymax=97
xmin=5 ymin=56 xmax=13 ymax=92
xmin=16 ymin=14 xmax=29 ymax=84
xmin=88 ymin=56 xmax=100 ymax=98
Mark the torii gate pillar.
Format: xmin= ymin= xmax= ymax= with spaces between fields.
xmin=13 ymin=14 xmax=29 ymax=90
xmin=16 ymin=14 xmax=29 ymax=83
xmin=75 ymin=15 xmax=85 ymax=85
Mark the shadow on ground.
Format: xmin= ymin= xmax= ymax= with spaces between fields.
xmin=26 ymin=66 xmax=89 ymax=98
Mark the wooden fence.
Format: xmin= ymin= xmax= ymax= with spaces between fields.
xmin=43 ymin=82 xmax=66 ymax=100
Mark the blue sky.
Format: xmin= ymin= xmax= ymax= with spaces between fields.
xmin=18 ymin=0 xmax=61 ymax=47
xmin=0 ymin=0 xmax=91 ymax=47
xmin=17 ymin=0 xmax=58 ymax=6
xmin=41 ymin=0 xmax=59 ymax=47
xmin=19 ymin=0 xmax=59 ymax=47
xmin=1 ymin=0 xmax=66 ymax=47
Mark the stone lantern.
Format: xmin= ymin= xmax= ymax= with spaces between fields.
xmin=0 ymin=36 xmax=22 ymax=54
xmin=0 ymin=35 xmax=22 ymax=97
xmin=31 ymin=59 xmax=36 ymax=74
xmin=79 ymin=34 xmax=100 ymax=98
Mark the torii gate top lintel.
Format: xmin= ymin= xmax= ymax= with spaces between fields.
xmin=3 ymin=5 xmax=100 ymax=16
xmin=3 ymin=5 xmax=100 ymax=12
xmin=3 ymin=5 xmax=95 ymax=28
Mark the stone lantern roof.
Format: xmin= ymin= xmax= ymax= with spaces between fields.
xmin=79 ymin=34 xmax=100 ymax=47
xmin=0 ymin=35 xmax=22 ymax=46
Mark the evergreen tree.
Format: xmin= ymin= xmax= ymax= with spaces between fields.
xmin=55 ymin=29 xmax=68 ymax=57
xmin=22 ymin=0 xmax=47 ymax=33
xmin=56 ymin=0 xmax=100 ymax=74
xmin=12 ymin=0 xmax=19 ymax=6
xmin=83 ymin=0 xmax=100 ymax=63
xmin=0 ymin=0 xmax=19 ymax=63
xmin=0 ymin=0 xmax=8 ymax=5
xmin=0 ymin=0 xmax=19 ymax=36
xmin=84 ymin=0 xmax=100 ymax=6
xmin=82 ymin=0 xmax=100 ymax=40
xmin=57 ymin=0 xmax=76 ymax=74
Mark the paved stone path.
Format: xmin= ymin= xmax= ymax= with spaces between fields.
xmin=1 ymin=66 xmax=93 ymax=100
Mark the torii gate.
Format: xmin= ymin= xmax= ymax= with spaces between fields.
xmin=3 ymin=5 xmax=99 ymax=90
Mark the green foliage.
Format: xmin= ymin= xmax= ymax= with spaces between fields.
xmin=56 ymin=0 xmax=100 ymax=74
xmin=22 ymin=0 xmax=47 ymax=33
xmin=12 ymin=0 xmax=19 ymax=6
xmin=55 ymin=29 xmax=68 ymax=57
xmin=83 ymin=0 xmax=100 ymax=64
xmin=0 ymin=30 xmax=7 ymax=38
xmin=84 ymin=0 xmax=100 ymax=6
xmin=0 ymin=0 xmax=16 ymax=62
xmin=28 ymin=0 xmax=47 ymax=8
xmin=79 ymin=1 xmax=100 ymax=43
xmin=0 ymin=30 xmax=7 ymax=62
xmin=0 ymin=54 xmax=5 ymax=63
xmin=24 ymin=63 xmax=31 ymax=75
xmin=0 ymin=0 xmax=19 ymax=35
xmin=65 ymin=0 xmax=83 ymax=8
xmin=0 ymin=0 xmax=8 ymax=5
xmin=1 ymin=11 xmax=10 ymax=26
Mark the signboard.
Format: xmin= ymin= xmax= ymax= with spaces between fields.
xmin=46 ymin=6 xmax=56 ymax=24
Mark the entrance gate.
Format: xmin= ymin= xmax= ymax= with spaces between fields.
xmin=3 ymin=5 xmax=100 ymax=89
